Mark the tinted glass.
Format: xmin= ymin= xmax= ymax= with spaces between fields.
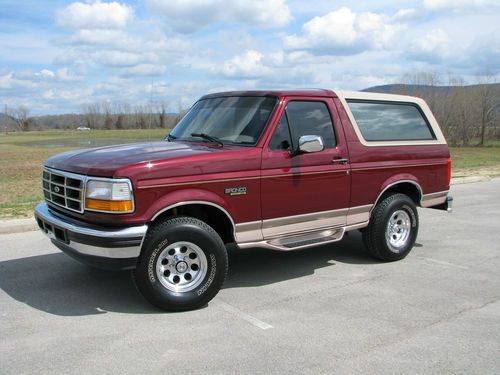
xmin=348 ymin=101 xmax=435 ymax=141
xmin=269 ymin=113 xmax=292 ymax=151
xmin=170 ymin=96 xmax=277 ymax=145
xmin=286 ymin=101 xmax=336 ymax=148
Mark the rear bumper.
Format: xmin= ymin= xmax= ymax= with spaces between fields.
xmin=34 ymin=202 xmax=147 ymax=270
xmin=428 ymin=195 xmax=453 ymax=213
xmin=421 ymin=190 xmax=453 ymax=213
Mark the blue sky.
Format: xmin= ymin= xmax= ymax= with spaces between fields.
xmin=1 ymin=0 xmax=499 ymax=115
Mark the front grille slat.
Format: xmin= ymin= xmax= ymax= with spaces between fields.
xmin=49 ymin=191 xmax=66 ymax=199
xmin=47 ymin=181 xmax=66 ymax=188
xmin=42 ymin=168 xmax=85 ymax=213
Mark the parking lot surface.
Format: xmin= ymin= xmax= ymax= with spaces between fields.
xmin=1 ymin=179 xmax=499 ymax=374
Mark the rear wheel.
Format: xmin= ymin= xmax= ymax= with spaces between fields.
xmin=363 ymin=193 xmax=419 ymax=261
xmin=133 ymin=217 xmax=228 ymax=311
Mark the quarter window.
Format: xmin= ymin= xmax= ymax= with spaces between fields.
xmin=347 ymin=101 xmax=435 ymax=141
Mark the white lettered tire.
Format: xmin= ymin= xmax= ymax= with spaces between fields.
xmin=133 ymin=217 xmax=228 ymax=311
xmin=363 ymin=193 xmax=419 ymax=262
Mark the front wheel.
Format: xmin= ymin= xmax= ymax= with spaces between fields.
xmin=133 ymin=217 xmax=228 ymax=311
xmin=363 ymin=193 xmax=419 ymax=261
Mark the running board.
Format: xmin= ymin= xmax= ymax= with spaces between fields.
xmin=238 ymin=227 xmax=345 ymax=251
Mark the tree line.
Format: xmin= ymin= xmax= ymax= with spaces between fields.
xmin=1 ymin=101 xmax=185 ymax=132
xmin=2 ymin=73 xmax=499 ymax=147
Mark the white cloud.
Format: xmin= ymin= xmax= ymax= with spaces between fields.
xmin=393 ymin=8 xmax=419 ymax=21
xmin=93 ymin=50 xmax=156 ymax=67
xmin=120 ymin=64 xmax=167 ymax=77
xmin=466 ymin=31 xmax=500 ymax=73
xmin=53 ymin=5 xmax=188 ymax=77
xmin=57 ymin=28 xmax=187 ymax=55
xmin=423 ymin=0 xmax=500 ymax=10
xmin=56 ymin=68 xmax=83 ymax=82
xmin=42 ymin=89 xmax=55 ymax=100
xmin=216 ymin=50 xmax=272 ymax=78
xmin=144 ymin=80 xmax=170 ymax=94
xmin=284 ymin=7 xmax=404 ymax=55
xmin=0 ymin=72 xmax=38 ymax=90
xmin=56 ymin=1 xmax=134 ymax=30
xmin=4 ymin=1 xmax=500 ymax=115
xmin=408 ymin=29 xmax=449 ymax=62
xmin=61 ymin=29 xmax=127 ymax=46
xmin=42 ymin=89 xmax=83 ymax=101
xmin=36 ymin=69 xmax=55 ymax=78
xmin=147 ymin=0 xmax=292 ymax=33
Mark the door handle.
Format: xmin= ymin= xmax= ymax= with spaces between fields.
xmin=331 ymin=157 xmax=349 ymax=165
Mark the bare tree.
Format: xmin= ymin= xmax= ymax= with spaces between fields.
xmin=473 ymin=74 xmax=499 ymax=145
xmin=133 ymin=104 xmax=148 ymax=129
xmin=401 ymin=71 xmax=441 ymax=110
xmin=81 ymin=103 xmax=102 ymax=129
xmin=454 ymin=85 xmax=476 ymax=146
xmin=101 ymin=101 xmax=115 ymax=130
xmin=6 ymin=105 xmax=31 ymax=131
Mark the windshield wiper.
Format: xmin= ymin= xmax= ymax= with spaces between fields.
xmin=166 ymin=133 xmax=177 ymax=142
xmin=191 ymin=133 xmax=223 ymax=147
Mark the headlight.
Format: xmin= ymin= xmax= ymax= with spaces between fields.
xmin=85 ymin=179 xmax=134 ymax=213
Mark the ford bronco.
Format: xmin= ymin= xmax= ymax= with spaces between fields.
xmin=35 ymin=89 xmax=453 ymax=311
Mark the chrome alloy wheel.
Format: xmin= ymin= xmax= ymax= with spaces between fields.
xmin=156 ymin=241 xmax=208 ymax=292
xmin=386 ymin=210 xmax=411 ymax=251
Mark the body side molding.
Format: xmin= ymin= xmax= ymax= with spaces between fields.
xmin=421 ymin=190 xmax=449 ymax=208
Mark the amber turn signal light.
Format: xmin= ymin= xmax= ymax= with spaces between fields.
xmin=85 ymin=198 xmax=133 ymax=212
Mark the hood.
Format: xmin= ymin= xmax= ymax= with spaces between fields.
xmin=44 ymin=141 xmax=229 ymax=176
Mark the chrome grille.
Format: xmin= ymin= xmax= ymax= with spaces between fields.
xmin=42 ymin=168 xmax=85 ymax=213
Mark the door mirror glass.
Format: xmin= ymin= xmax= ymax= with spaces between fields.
xmin=297 ymin=135 xmax=324 ymax=154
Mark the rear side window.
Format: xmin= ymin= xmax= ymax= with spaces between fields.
xmin=347 ymin=101 xmax=435 ymax=141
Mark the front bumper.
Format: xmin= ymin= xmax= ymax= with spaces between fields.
xmin=34 ymin=202 xmax=147 ymax=270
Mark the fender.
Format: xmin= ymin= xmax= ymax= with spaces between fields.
xmin=373 ymin=175 xmax=423 ymax=211
xmin=145 ymin=188 xmax=235 ymax=227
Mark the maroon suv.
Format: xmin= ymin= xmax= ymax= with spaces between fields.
xmin=35 ymin=89 xmax=452 ymax=311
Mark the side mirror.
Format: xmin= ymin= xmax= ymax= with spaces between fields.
xmin=296 ymin=135 xmax=324 ymax=154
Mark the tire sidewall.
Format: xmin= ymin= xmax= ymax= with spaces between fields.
xmin=137 ymin=219 xmax=227 ymax=310
xmin=378 ymin=195 xmax=419 ymax=260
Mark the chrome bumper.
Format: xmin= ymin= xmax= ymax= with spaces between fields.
xmin=427 ymin=195 xmax=453 ymax=213
xmin=35 ymin=202 xmax=147 ymax=269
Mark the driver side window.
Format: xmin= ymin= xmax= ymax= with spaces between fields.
xmin=269 ymin=112 xmax=292 ymax=151
xmin=269 ymin=101 xmax=336 ymax=151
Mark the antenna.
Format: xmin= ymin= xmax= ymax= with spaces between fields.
xmin=148 ymin=74 xmax=154 ymax=139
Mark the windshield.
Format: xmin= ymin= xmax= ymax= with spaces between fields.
xmin=169 ymin=96 xmax=277 ymax=146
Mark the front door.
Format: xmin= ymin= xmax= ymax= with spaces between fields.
xmin=260 ymin=97 xmax=351 ymax=239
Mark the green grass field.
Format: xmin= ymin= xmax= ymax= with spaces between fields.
xmin=450 ymin=143 xmax=500 ymax=173
xmin=1 ymin=130 xmax=499 ymax=218
xmin=0 ymin=129 xmax=168 ymax=218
